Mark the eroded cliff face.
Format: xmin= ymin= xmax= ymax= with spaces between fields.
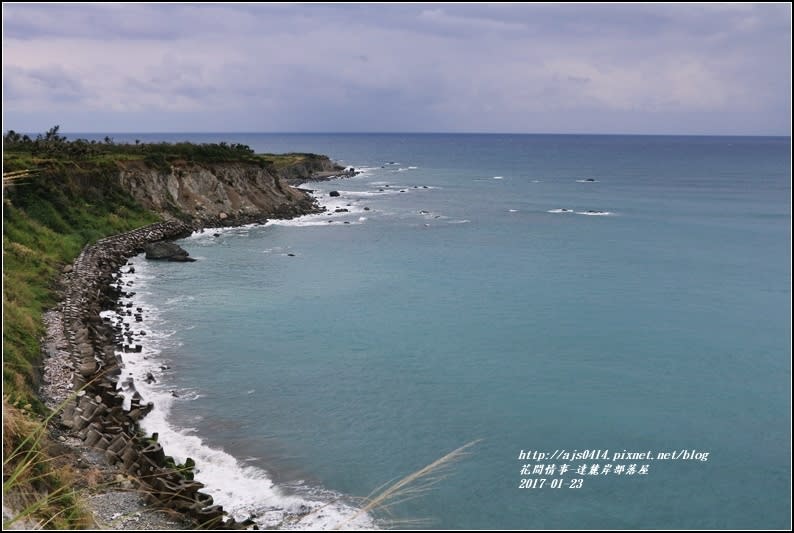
xmin=117 ymin=161 xmax=319 ymax=223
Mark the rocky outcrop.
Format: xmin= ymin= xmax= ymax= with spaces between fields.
xmin=144 ymin=242 xmax=195 ymax=262
xmin=117 ymin=161 xmax=319 ymax=224
xmin=271 ymin=155 xmax=353 ymax=185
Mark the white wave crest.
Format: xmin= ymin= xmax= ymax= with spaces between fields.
xmin=575 ymin=210 xmax=613 ymax=216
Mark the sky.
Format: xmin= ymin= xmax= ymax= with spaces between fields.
xmin=2 ymin=3 xmax=791 ymax=135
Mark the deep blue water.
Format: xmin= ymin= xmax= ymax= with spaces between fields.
xmin=99 ymin=134 xmax=790 ymax=529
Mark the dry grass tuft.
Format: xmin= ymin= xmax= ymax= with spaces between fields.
xmin=335 ymin=439 xmax=482 ymax=529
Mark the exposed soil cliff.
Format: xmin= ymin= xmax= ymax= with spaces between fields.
xmin=117 ymin=161 xmax=320 ymax=223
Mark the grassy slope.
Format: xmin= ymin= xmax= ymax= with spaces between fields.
xmin=3 ymin=159 xmax=159 ymax=528
xmin=3 ymin=160 xmax=159 ymax=403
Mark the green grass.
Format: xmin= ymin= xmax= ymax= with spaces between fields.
xmin=3 ymin=162 xmax=158 ymax=405
xmin=257 ymin=152 xmax=326 ymax=169
xmin=3 ymin=158 xmax=158 ymax=527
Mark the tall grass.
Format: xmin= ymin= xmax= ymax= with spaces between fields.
xmin=2 ymin=398 xmax=93 ymax=529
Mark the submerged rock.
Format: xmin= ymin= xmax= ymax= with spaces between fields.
xmin=329 ymin=190 xmax=340 ymax=197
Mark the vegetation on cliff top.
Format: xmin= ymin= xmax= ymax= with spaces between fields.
xmin=3 ymin=125 xmax=331 ymax=173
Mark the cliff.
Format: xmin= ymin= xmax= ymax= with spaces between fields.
xmin=117 ymin=161 xmax=319 ymax=223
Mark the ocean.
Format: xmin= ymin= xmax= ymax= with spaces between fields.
xmin=94 ymin=133 xmax=790 ymax=529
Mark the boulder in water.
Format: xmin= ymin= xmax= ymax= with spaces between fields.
xmin=144 ymin=242 xmax=195 ymax=262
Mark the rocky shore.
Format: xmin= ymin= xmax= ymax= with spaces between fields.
xmin=282 ymin=167 xmax=359 ymax=187
xmin=40 ymin=216 xmax=287 ymax=529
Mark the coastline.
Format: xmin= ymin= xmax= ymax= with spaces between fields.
xmin=39 ymin=179 xmax=369 ymax=529
xmin=40 ymin=218 xmax=248 ymax=528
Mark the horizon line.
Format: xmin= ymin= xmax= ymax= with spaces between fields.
xmin=14 ymin=130 xmax=792 ymax=139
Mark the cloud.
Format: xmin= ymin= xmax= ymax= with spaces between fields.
xmin=4 ymin=65 xmax=92 ymax=108
xmin=2 ymin=4 xmax=790 ymax=134
xmin=416 ymin=8 xmax=528 ymax=35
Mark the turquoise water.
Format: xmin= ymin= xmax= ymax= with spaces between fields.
xmin=105 ymin=134 xmax=790 ymax=529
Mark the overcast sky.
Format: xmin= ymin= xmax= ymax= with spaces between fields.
xmin=2 ymin=3 xmax=791 ymax=135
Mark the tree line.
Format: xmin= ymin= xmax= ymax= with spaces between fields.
xmin=3 ymin=126 xmax=257 ymax=164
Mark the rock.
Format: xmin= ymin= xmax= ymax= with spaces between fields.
xmin=287 ymin=253 xmax=295 ymax=257
xmin=329 ymin=191 xmax=340 ymax=197
xmin=63 ymin=265 xmax=74 ymax=274
xmin=146 ymin=372 xmax=156 ymax=384
xmin=79 ymin=360 xmax=97 ymax=377
xmin=363 ymin=207 xmax=370 ymax=211
xmin=219 ymin=212 xmax=228 ymax=220
xmin=144 ymin=242 xmax=192 ymax=261
xmin=334 ymin=208 xmax=349 ymax=213
xmin=168 ymin=255 xmax=197 ymax=262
